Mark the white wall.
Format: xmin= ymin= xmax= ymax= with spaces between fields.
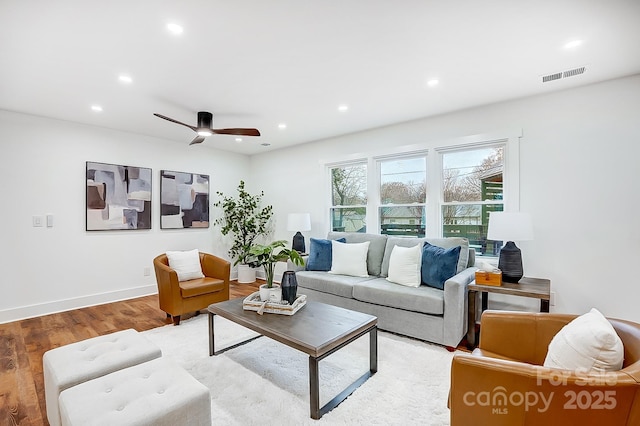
xmin=2 ymin=75 xmax=638 ymax=324
xmin=250 ymin=74 xmax=640 ymax=322
xmin=0 ymin=110 xmax=250 ymax=323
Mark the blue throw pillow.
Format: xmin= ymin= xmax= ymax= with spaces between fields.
xmin=421 ymin=242 xmax=461 ymax=290
xmin=306 ymin=237 xmax=346 ymax=271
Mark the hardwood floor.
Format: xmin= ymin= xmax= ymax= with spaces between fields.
xmin=1 ymin=280 xmax=470 ymax=425
xmin=0 ymin=281 xmax=260 ymax=426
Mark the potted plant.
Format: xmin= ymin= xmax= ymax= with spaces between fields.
xmin=249 ymin=240 xmax=305 ymax=302
xmin=214 ymin=180 xmax=273 ymax=283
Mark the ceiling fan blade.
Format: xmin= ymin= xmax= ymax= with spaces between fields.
xmin=153 ymin=113 xmax=197 ymax=131
xmin=189 ymin=135 xmax=206 ymax=145
xmin=212 ymin=128 xmax=261 ymax=137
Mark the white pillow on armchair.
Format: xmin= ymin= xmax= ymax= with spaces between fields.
xmin=544 ymin=308 xmax=624 ymax=373
xmin=166 ymin=249 xmax=205 ymax=281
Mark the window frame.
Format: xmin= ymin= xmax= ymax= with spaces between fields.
xmin=374 ymin=152 xmax=428 ymax=237
xmin=324 ymin=130 xmax=521 ymax=257
xmin=436 ymin=141 xmax=509 ymax=256
xmin=328 ymin=160 xmax=368 ymax=233
xmin=433 ymin=135 xmax=520 ymax=233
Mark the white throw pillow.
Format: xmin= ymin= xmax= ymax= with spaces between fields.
xmin=166 ymin=249 xmax=205 ymax=281
xmin=329 ymin=241 xmax=370 ymax=277
xmin=386 ymin=244 xmax=422 ymax=287
xmin=543 ymin=308 xmax=624 ymax=373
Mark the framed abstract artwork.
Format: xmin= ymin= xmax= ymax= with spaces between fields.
xmin=86 ymin=161 xmax=152 ymax=230
xmin=160 ymin=170 xmax=210 ymax=229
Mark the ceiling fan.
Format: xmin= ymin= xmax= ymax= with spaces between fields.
xmin=153 ymin=111 xmax=260 ymax=145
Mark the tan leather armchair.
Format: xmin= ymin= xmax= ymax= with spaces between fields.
xmin=450 ymin=310 xmax=640 ymax=425
xmin=153 ymin=252 xmax=230 ymax=325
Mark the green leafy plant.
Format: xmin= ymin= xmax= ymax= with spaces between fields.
xmin=249 ymin=240 xmax=305 ymax=288
xmin=214 ymin=180 xmax=273 ymax=266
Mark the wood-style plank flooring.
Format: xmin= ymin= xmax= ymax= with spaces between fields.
xmin=0 ymin=281 xmax=260 ymax=426
xmin=1 ymin=280 xmax=470 ymax=425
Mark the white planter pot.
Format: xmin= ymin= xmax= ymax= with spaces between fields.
xmin=259 ymin=284 xmax=282 ymax=302
xmin=237 ymin=264 xmax=256 ymax=283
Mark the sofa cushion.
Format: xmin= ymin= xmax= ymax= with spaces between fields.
xmin=386 ymin=243 xmax=422 ymax=287
xmin=352 ymin=278 xmax=444 ymax=315
xmin=544 ymin=308 xmax=624 ymax=373
xmin=421 ymin=243 xmax=461 ymax=290
xmin=179 ymin=277 xmax=226 ymax=298
xmin=296 ymin=270 xmax=373 ymax=298
xmin=165 ymin=249 xmax=204 ymax=281
xmin=328 ymin=232 xmax=387 ymax=276
xmin=426 ymin=237 xmax=469 ymax=274
xmin=381 ymin=237 xmax=426 ymax=277
xmin=467 ymin=248 xmax=476 ymax=268
xmin=381 ymin=237 xmax=469 ymax=277
xmin=329 ymin=241 xmax=370 ymax=277
xmin=306 ymin=237 xmax=346 ymax=271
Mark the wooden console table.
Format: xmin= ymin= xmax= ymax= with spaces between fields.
xmin=467 ymin=277 xmax=551 ymax=347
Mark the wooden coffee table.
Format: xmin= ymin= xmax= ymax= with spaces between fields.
xmin=207 ymin=298 xmax=378 ymax=420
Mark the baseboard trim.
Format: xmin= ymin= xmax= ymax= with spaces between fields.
xmin=0 ymin=284 xmax=158 ymax=324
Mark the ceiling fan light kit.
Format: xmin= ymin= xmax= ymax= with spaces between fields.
xmin=153 ymin=111 xmax=260 ymax=145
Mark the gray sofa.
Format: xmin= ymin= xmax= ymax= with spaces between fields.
xmin=290 ymin=232 xmax=476 ymax=348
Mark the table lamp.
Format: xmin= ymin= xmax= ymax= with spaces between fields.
xmin=486 ymin=212 xmax=534 ymax=283
xmin=287 ymin=213 xmax=311 ymax=253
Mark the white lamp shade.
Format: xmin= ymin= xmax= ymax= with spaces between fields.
xmin=287 ymin=213 xmax=311 ymax=231
xmin=487 ymin=212 xmax=533 ymax=242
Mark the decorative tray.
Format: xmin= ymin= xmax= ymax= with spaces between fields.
xmin=242 ymin=292 xmax=307 ymax=315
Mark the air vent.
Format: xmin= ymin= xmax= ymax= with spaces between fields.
xmin=542 ymin=66 xmax=587 ymax=83
xmin=542 ymin=72 xmax=562 ymax=83
xmin=563 ymin=66 xmax=586 ymax=78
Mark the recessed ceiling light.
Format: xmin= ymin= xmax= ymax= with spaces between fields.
xmin=91 ymin=105 xmax=103 ymax=112
xmin=278 ymin=123 xmax=287 ymax=129
xmin=167 ymin=23 xmax=184 ymax=35
xmin=427 ymin=79 xmax=439 ymax=87
xmin=118 ymin=74 xmax=133 ymax=84
xmin=338 ymin=104 xmax=349 ymax=112
xmin=235 ymin=137 xmax=243 ymax=143
xmin=564 ymin=39 xmax=583 ymax=49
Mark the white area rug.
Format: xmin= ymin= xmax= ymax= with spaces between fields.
xmin=141 ymin=313 xmax=454 ymax=425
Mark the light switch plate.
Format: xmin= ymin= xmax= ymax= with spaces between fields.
xmin=32 ymin=216 xmax=43 ymax=227
xmin=46 ymin=214 xmax=54 ymax=227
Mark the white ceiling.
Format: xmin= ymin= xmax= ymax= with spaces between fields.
xmin=2 ymin=0 xmax=640 ymax=155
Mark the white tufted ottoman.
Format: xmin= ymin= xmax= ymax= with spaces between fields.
xmin=43 ymin=329 xmax=162 ymax=426
xmin=58 ymin=357 xmax=211 ymax=426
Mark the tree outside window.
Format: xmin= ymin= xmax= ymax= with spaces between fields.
xmin=327 ymin=137 xmax=515 ymax=258
xmin=379 ymin=156 xmax=426 ymax=237
xmin=442 ymin=147 xmax=504 ymax=255
xmin=330 ymin=163 xmax=367 ymax=232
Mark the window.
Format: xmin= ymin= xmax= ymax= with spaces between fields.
xmin=330 ymin=163 xmax=367 ymax=232
xmin=378 ymin=156 xmax=426 ymax=237
xmin=326 ymin=131 xmax=519 ymax=256
xmin=441 ymin=145 xmax=504 ymax=256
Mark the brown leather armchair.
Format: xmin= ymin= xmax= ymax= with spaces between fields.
xmin=153 ymin=252 xmax=230 ymax=325
xmin=450 ymin=310 xmax=640 ymax=425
